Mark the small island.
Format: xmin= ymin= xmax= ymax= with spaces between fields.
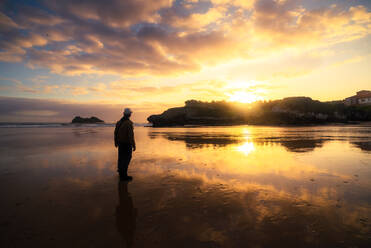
xmin=71 ymin=116 xmax=104 ymax=124
xmin=148 ymin=94 xmax=371 ymax=127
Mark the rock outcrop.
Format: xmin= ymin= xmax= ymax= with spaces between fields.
xmin=71 ymin=116 xmax=104 ymax=124
xmin=147 ymin=101 xmax=245 ymax=127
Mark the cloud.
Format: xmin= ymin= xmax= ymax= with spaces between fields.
xmin=211 ymin=0 xmax=256 ymax=9
xmin=0 ymin=11 xmax=18 ymax=30
xmin=46 ymin=0 xmax=173 ymax=28
xmin=0 ymin=0 xmax=369 ymax=77
xmin=14 ymin=5 xmax=64 ymax=27
xmin=0 ymin=77 xmax=39 ymax=93
xmin=331 ymin=55 xmax=367 ymax=68
xmin=252 ymin=1 xmax=371 ymax=46
xmin=159 ymin=4 xmax=227 ymax=30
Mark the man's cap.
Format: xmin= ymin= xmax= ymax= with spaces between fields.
xmin=123 ymin=108 xmax=132 ymax=115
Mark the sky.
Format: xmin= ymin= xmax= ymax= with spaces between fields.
xmin=0 ymin=0 xmax=370 ymax=123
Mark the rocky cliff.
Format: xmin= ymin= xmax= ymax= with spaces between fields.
xmin=147 ymin=98 xmax=371 ymax=127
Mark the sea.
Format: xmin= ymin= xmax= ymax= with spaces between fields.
xmin=0 ymin=123 xmax=370 ymax=247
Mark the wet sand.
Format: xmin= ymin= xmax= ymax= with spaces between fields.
xmin=0 ymin=125 xmax=370 ymax=247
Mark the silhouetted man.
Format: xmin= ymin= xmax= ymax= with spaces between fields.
xmin=114 ymin=108 xmax=136 ymax=180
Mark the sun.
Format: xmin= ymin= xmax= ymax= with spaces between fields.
xmin=227 ymin=91 xmax=263 ymax=104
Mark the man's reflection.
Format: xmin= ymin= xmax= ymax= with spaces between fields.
xmin=116 ymin=180 xmax=137 ymax=247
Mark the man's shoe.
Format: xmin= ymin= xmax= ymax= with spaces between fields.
xmin=120 ymin=175 xmax=133 ymax=181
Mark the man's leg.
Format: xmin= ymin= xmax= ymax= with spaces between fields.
xmin=123 ymin=144 xmax=132 ymax=176
xmin=118 ymin=144 xmax=124 ymax=174
xmin=119 ymin=144 xmax=132 ymax=179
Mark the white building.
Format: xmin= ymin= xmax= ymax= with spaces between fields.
xmin=344 ymin=90 xmax=371 ymax=106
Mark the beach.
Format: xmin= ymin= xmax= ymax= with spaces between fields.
xmin=1 ymin=124 xmax=370 ymax=247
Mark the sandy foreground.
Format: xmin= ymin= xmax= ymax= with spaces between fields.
xmin=0 ymin=125 xmax=370 ymax=247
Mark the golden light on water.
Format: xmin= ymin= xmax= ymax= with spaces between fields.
xmin=235 ymin=141 xmax=256 ymax=155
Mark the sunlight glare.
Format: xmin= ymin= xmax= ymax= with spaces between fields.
xmin=227 ymin=91 xmax=263 ymax=103
xmin=236 ymin=141 xmax=256 ymax=155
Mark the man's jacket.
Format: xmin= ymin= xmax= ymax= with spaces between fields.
xmin=114 ymin=117 xmax=135 ymax=147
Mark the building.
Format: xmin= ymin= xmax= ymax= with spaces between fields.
xmin=344 ymin=90 xmax=371 ymax=106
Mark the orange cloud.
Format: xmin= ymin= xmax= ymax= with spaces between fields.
xmin=0 ymin=0 xmax=369 ymax=77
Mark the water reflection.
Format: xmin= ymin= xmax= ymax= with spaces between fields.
xmin=120 ymin=173 xmax=371 ymax=247
xmin=236 ymin=141 xmax=255 ymax=155
xmin=116 ymin=180 xmax=137 ymax=248
xmin=255 ymin=138 xmax=325 ymax=153
xmin=351 ymin=141 xmax=371 ymax=152
xmin=148 ymin=132 xmax=242 ymax=149
xmin=1 ymin=125 xmax=371 ymax=247
xmin=148 ymin=125 xmax=371 ymax=154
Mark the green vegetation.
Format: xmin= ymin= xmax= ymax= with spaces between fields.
xmin=147 ymin=97 xmax=371 ymax=126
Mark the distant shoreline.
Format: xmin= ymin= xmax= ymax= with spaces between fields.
xmin=145 ymin=121 xmax=371 ymax=128
xmin=147 ymin=98 xmax=371 ymax=127
xmin=0 ymin=122 xmax=148 ymax=128
xmin=0 ymin=121 xmax=370 ymax=128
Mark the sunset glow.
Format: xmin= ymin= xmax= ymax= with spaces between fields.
xmin=0 ymin=0 xmax=370 ymax=122
xmin=228 ymin=91 xmax=264 ymax=103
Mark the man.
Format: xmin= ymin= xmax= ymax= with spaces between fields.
xmin=114 ymin=108 xmax=136 ymax=180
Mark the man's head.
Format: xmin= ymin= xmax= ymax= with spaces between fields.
xmin=123 ymin=108 xmax=132 ymax=117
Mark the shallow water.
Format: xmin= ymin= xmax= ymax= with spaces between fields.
xmin=0 ymin=125 xmax=370 ymax=247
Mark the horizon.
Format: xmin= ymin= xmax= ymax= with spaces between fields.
xmin=0 ymin=93 xmax=363 ymax=123
xmin=0 ymin=0 xmax=370 ymax=123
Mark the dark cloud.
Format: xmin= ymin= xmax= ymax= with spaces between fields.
xmin=136 ymin=24 xmax=168 ymax=40
xmin=46 ymin=0 xmax=172 ymax=27
xmin=253 ymin=0 xmax=303 ymax=34
xmin=13 ymin=5 xmax=64 ymax=27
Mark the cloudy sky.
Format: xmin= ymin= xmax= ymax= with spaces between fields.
xmin=0 ymin=0 xmax=370 ymax=122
